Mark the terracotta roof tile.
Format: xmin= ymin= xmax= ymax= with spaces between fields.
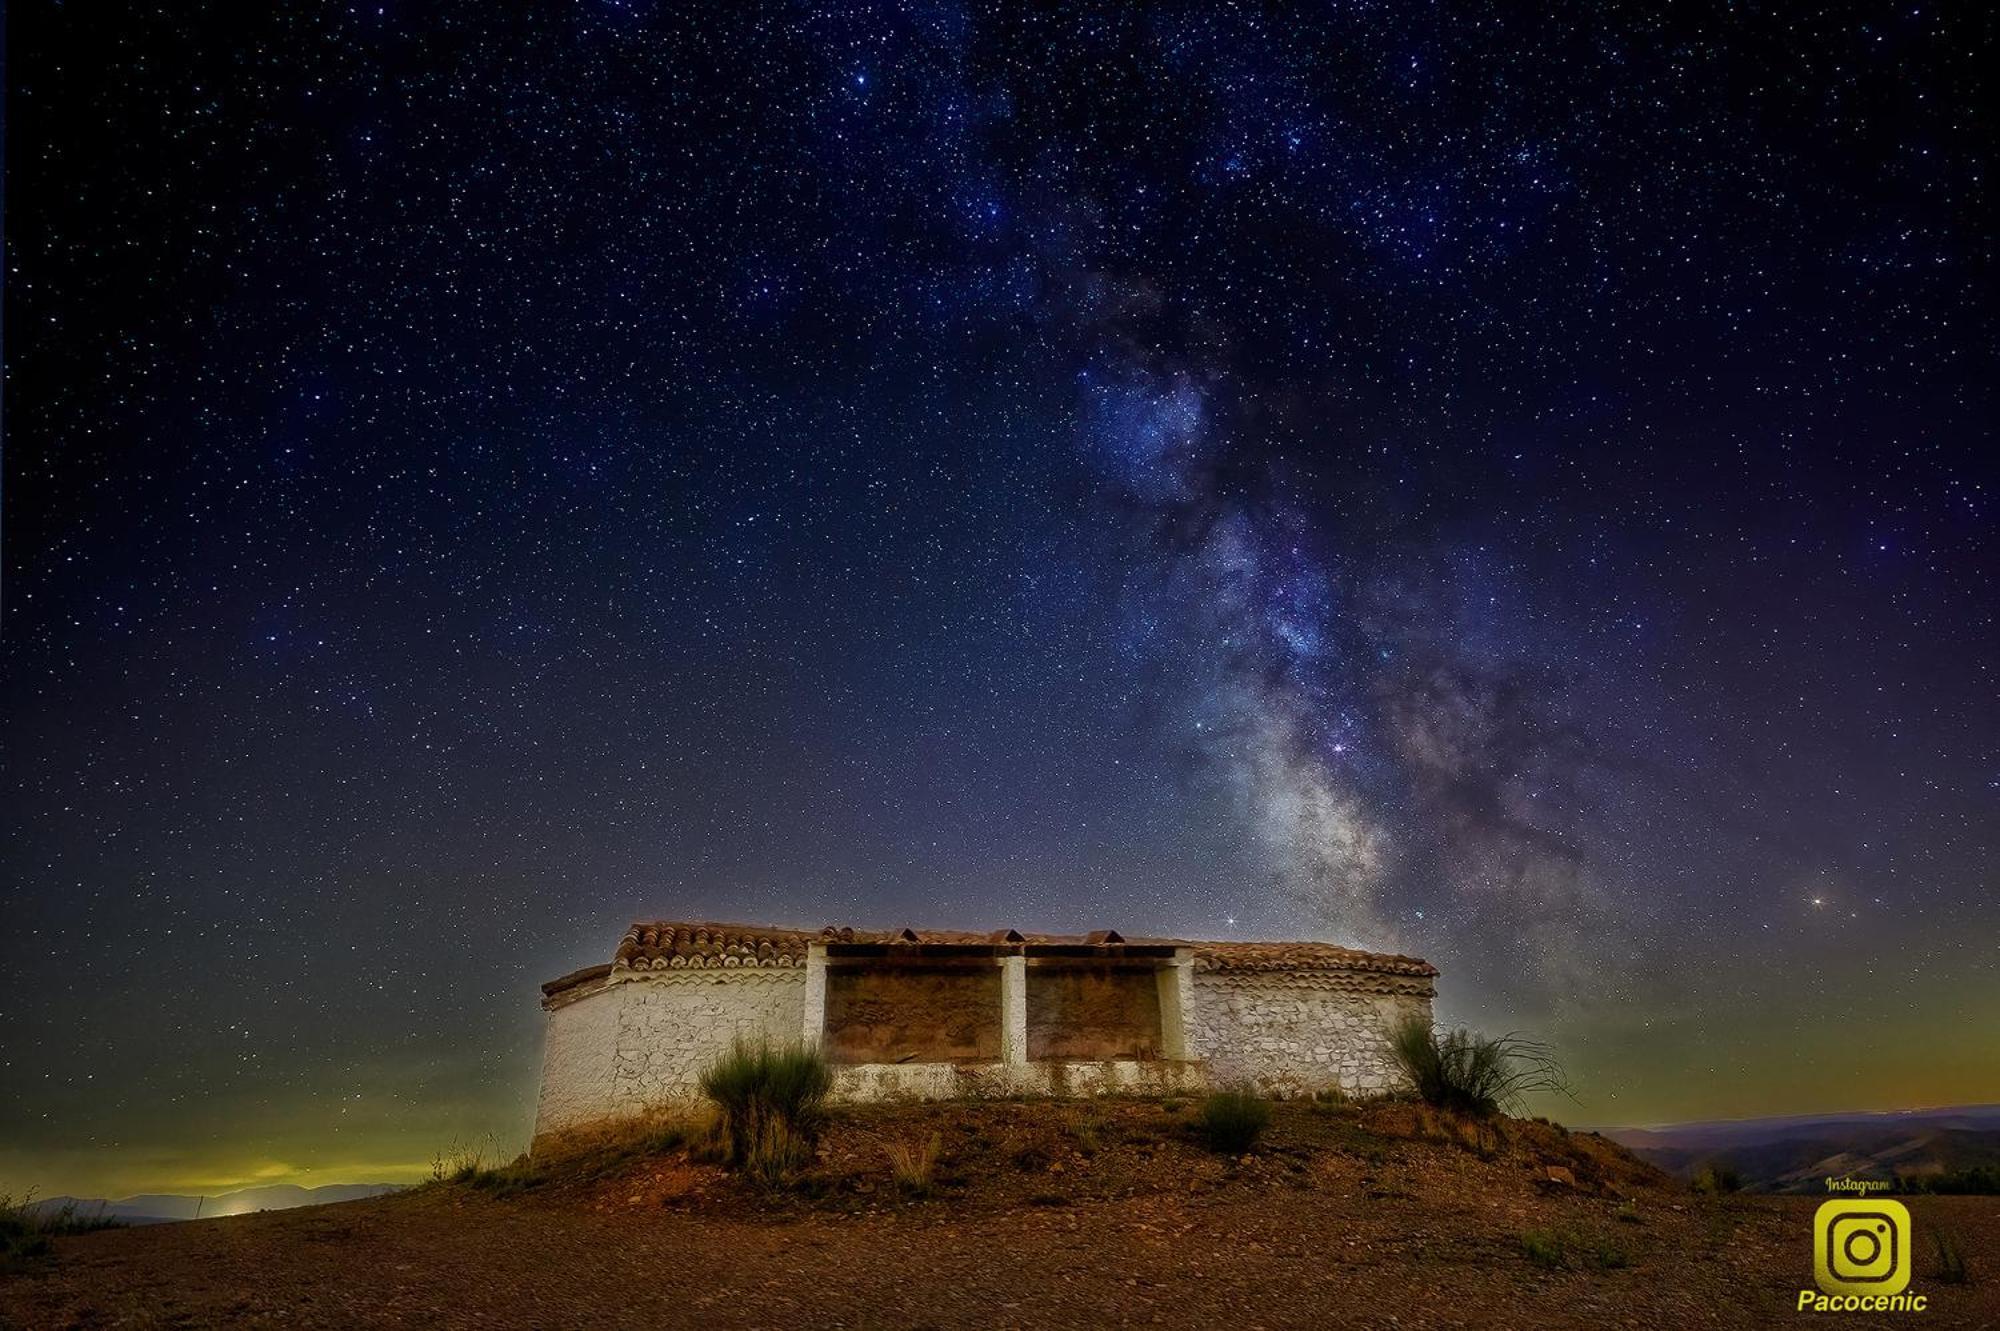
xmin=1191 ymin=940 xmax=1437 ymax=977
xmin=612 ymin=921 xmax=817 ymax=972
xmin=590 ymin=920 xmax=1435 ymax=980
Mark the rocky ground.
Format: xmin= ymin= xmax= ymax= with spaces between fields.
xmin=4 ymin=1100 xmax=1994 ymax=1329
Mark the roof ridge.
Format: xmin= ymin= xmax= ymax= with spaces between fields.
xmin=599 ymin=919 xmax=1435 ymax=979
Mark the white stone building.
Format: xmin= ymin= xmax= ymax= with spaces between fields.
xmin=533 ymin=921 xmax=1436 ymax=1144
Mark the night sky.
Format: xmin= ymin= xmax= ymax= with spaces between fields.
xmin=5 ymin=3 xmax=1994 ymax=1198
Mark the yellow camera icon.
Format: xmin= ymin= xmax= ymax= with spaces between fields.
xmin=1814 ymin=1199 xmax=1911 ymax=1296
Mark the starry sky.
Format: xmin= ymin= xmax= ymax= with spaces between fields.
xmin=4 ymin=2 xmax=1994 ymax=1198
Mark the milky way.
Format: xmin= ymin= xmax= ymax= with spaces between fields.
xmin=3 ymin=1 xmax=1993 ymax=1194
xmin=1060 ymin=273 xmax=1625 ymax=965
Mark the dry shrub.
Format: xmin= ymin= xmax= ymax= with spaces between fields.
xmin=744 ymin=1118 xmax=815 ymax=1188
xmin=482 ymin=1106 xmax=730 ymax=1198
xmin=885 ymin=1133 xmax=942 ymax=1197
xmin=2 ymin=1192 xmax=123 ymax=1268
xmin=1449 ymin=1113 xmax=1501 ymax=1159
xmin=1195 ymin=1089 xmax=1271 ymax=1154
xmin=699 ymin=1038 xmax=833 ymax=1187
xmin=1068 ymin=1108 xmax=1107 ymax=1156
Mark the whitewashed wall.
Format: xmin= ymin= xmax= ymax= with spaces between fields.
xmin=606 ymin=971 xmax=807 ymax=1111
xmin=536 ymin=963 xmax=1432 ymax=1139
xmin=1189 ymin=972 xmax=1431 ymax=1097
xmin=532 ymin=971 xmax=807 ymax=1140
xmin=533 ymin=984 xmax=623 ymax=1136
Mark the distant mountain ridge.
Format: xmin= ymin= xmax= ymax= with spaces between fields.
xmin=28 ymin=1182 xmax=404 ymax=1225
xmin=1601 ymin=1104 xmax=2000 ymax=1193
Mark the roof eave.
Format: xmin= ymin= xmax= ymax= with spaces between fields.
xmin=540 ymin=962 xmax=613 ymax=1001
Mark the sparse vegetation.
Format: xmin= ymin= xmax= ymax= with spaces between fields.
xmin=431 ymin=1112 xmax=710 ymax=1199
xmin=1591 ymin=1234 xmax=1634 ymax=1268
xmin=1931 ymin=1228 xmax=1971 ymax=1285
xmin=1519 ymin=1225 xmax=1631 ymax=1271
xmin=460 ymin=1157 xmax=549 ymax=1198
xmin=1899 ymin=1167 xmax=2000 ymax=1195
xmin=414 ymin=1092 xmax=1670 ymax=1223
xmin=10 ymin=1098 xmax=1788 ymax=1327
xmin=698 ymin=1037 xmax=834 ymax=1186
xmin=1388 ymin=1016 xmax=1570 ymax=1118
xmin=1 ymin=1192 xmax=122 ymax=1269
xmin=1008 ymin=1135 xmax=1051 ymax=1172
xmin=1691 ymin=1162 xmax=1742 ymax=1195
xmin=1195 ymin=1089 xmax=1272 ymax=1154
xmin=886 ymin=1133 xmax=942 ymax=1197
xmin=744 ymin=1118 xmax=815 ymax=1187
xmin=1068 ymin=1107 xmax=1107 ymax=1156
xmin=430 ymin=1137 xmax=492 ymax=1184
xmin=1447 ymin=1112 xmax=1501 ymax=1159
xmin=1520 ymin=1227 xmax=1567 ymax=1268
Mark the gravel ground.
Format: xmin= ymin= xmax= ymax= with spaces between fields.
xmin=5 ymin=1104 xmax=1994 ymax=1329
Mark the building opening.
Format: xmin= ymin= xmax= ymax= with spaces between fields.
xmin=822 ymin=956 xmax=1002 ymax=1064
xmin=1026 ymin=958 xmax=1164 ymax=1061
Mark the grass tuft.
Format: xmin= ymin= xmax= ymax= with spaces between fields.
xmin=1068 ymin=1109 xmax=1107 ymax=1157
xmin=1 ymin=1192 xmax=123 ymax=1269
xmin=698 ymin=1037 xmax=834 ymax=1186
xmin=1194 ymin=1089 xmax=1272 ymax=1154
xmin=430 ymin=1134 xmax=504 ymax=1184
xmin=1388 ymin=1017 xmax=1570 ymax=1119
xmin=885 ymin=1133 xmax=942 ymax=1198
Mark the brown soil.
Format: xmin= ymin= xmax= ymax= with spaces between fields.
xmin=4 ymin=1100 xmax=1995 ymax=1329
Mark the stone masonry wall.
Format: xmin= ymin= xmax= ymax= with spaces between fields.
xmin=538 ymin=961 xmax=1432 ymax=1139
xmin=607 ymin=971 xmax=807 ymax=1111
xmin=1190 ymin=972 xmax=1432 ymax=1097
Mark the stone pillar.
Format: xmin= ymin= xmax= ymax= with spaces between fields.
xmin=801 ymin=942 xmax=828 ymax=1049
xmin=999 ymin=954 xmax=1028 ymax=1065
xmin=1156 ymin=949 xmax=1195 ymax=1060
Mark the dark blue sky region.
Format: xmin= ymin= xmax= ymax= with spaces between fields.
xmin=3 ymin=2 xmax=1994 ymax=1194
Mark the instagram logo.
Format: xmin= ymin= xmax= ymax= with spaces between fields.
xmin=1813 ymin=1199 xmax=1911 ymax=1296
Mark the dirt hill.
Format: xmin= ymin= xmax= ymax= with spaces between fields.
xmin=4 ymin=1098 xmax=1994 ymax=1329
